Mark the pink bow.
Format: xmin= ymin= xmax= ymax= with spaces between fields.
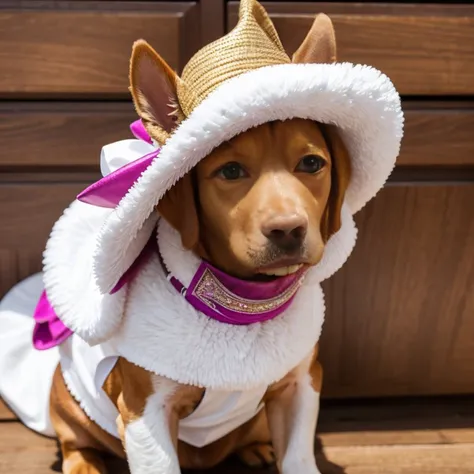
xmin=77 ymin=120 xmax=158 ymax=208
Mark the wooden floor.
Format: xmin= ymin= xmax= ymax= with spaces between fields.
xmin=1 ymin=397 xmax=473 ymax=473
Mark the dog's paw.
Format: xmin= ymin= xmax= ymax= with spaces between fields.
xmin=237 ymin=442 xmax=276 ymax=468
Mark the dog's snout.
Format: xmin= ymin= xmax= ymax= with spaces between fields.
xmin=262 ymin=215 xmax=307 ymax=252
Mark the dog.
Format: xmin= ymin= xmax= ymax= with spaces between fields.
xmin=48 ymin=12 xmax=352 ymax=472
xmin=0 ymin=1 xmax=403 ymax=472
xmin=50 ymin=114 xmax=350 ymax=472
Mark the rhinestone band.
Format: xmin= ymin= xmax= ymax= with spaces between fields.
xmin=192 ymin=268 xmax=305 ymax=315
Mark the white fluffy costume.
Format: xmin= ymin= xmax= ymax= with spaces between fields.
xmin=0 ymin=0 xmax=403 ymax=448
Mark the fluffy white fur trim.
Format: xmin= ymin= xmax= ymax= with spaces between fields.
xmin=42 ymin=200 xmax=127 ymax=345
xmin=42 ymin=201 xmax=356 ymax=379
xmin=94 ymin=63 xmax=403 ymax=293
xmin=112 ymin=252 xmax=326 ymax=390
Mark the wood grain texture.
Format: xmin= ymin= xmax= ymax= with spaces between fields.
xmin=320 ymin=184 xmax=474 ymax=398
xmin=1 ymin=102 xmax=473 ymax=168
xmin=0 ymin=249 xmax=44 ymax=301
xmin=0 ymin=182 xmax=89 ymax=247
xmin=228 ymin=2 xmax=474 ymax=95
xmin=318 ymin=397 xmax=474 ymax=446
xmin=2 ymin=396 xmax=474 ymax=474
xmin=0 ymin=2 xmax=199 ymax=97
xmin=0 ymin=399 xmax=16 ymax=421
xmin=200 ymin=0 xmax=225 ymax=46
xmin=0 ymin=103 xmax=136 ymax=168
xmin=0 ymin=165 xmax=98 ymax=296
xmin=0 ymin=182 xmax=92 ymax=298
xmin=0 ymin=423 xmax=58 ymax=474
xmin=401 ymin=103 xmax=474 ymax=167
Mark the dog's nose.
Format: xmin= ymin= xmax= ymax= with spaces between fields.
xmin=262 ymin=216 xmax=307 ymax=252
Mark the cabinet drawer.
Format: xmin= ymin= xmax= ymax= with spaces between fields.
xmin=0 ymin=182 xmax=89 ymax=298
xmin=0 ymin=1 xmax=199 ymax=98
xmin=0 ymin=182 xmax=88 ymax=251
xmin=320 ymin=183 xmax=474 ymax=397
xmin=1 ymin=102 xmax=473 ymax=169
xmin=228 ymin=2 xmax=474 ymax=95
xmin=400 ymin=103 xmax=474 ymax=167
xmin=0 ymin=103 xmax=136 ymax=167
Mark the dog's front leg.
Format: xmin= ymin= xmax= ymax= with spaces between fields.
xmin=117 ymin=370 xmax=181 ymax=474
xmin=266 ymin=347 xmax=322 ymax=474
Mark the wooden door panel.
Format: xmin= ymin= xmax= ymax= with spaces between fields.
xmin=228 ymin=2 xmax=474 ymax=95
xmin=0 ymin=183 xmax=88 ymax=250
xmin=0 ymin=182 xmax=90 ymax=298
xmin=320 ymin=184 xmax=474 ymax=397
xmin=0 ymin=1 xmax=199 ymax=97
xmin=0 ymin=103 xmax=135 ymax=168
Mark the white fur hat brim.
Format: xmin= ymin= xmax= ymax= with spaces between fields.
xmin=94 ymin=62 xmax=404 ymax=293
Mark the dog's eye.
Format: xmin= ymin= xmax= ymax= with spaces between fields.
xmin=295 ymin=155 xmax=326 ymax=174
xmin=217 ymin=162 xmax=248 ymax=180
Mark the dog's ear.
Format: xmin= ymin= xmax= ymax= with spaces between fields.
xmin=292 ymin=14 xmax=337 ymax=64
xmin=129 ymin=40 xmax=184 ymax=145
xmin=157 ymin=173 xmax=201 ymax=252
xmin=320 ymin=125 xmax=351 ymax=241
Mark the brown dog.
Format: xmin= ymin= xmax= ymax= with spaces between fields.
xmin=49 ymin=12 xmax=351 ymax=474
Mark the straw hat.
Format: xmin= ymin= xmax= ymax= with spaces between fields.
xmin=177 ymin=0 xmax=290 ymax=116
xmin=90 ymin=0 xmax=403 ymax=294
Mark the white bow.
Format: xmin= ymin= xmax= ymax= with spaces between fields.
xmin=100 ymin=139 xmax=157 ymax=177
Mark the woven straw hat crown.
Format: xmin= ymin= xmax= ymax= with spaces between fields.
xmin=176 ymin=0 xmax=290 ymax=116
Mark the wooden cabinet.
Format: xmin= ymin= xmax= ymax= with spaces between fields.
xmin=0 ymin=102 xmax=136 ymax=167
xmin=0 ymin=2 xmax=199 ymax=98
xmin=321 ymin=184 xmax=474 ymax=397
xmin=0 ymin=0 xmax=473 ymax=399
xmin=228 ymin=2 xmax=474 ymax=96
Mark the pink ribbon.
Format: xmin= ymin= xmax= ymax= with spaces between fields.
xmin=33 ymin=120 xmax=156 ymax=350
xmin=77 ymin=120 xmax=158 ymax=208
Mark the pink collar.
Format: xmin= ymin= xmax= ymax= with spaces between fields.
xmin=159 ymin=249 xmax=307 ymax=325
xmin=112 ymin=235 xmax=307 ymax=325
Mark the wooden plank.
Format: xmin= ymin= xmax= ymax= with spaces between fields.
xmin=1 ymin=102 xmax=473 ymax=168
xmin=320 ymin=184 xmax=474 ymax=397
xmin=0 ymin=183 xmax=91 ymax=250
xmin=0 ymin=2 xmax=200 ymax=97
xmin=321 ymin=443 xmax=474 ymax=474
xmin=401 ymin=103 xmax=474 ymax=167
xmin=318 ymin=398 xmax=474 ymax=447
xmin=2 ymin=397 xmax=474 ymax=472
xmin=2 ymin=421 xmax=473 ymax=474
xmin=0 ymin=103 xmax=135 ymax=168
xmin=228 ymin=2 xmax=474 ymax=95
xmin=0 ymin=422 xmax=59 ymax=474
xmin=0 ymin=248 xmax=45 ymax=299
xmin=200 ymin=0 xmax=225 ymax=46
xmin=0 ymin=399 xmax=16 ymax=421
xmin=0 ymin=181 xmax=95 ymax=297
xmin=2 ymin=397 xmax=474 ymax=473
